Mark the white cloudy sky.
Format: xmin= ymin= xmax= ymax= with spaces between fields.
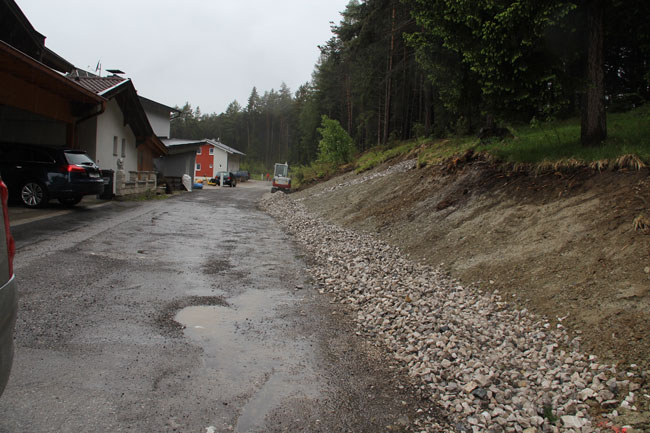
xmin=16 ymin=0 xmax=350 ymax=114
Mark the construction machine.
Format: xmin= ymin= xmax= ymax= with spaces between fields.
xmin=271 ymin=162 xmax=291 ymax=193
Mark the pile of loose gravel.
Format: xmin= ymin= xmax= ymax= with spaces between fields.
xmin=261 ymin=189 xmax=645 ymax=433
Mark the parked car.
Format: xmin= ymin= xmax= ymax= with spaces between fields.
xmin=212 ymin=171 xmax=237 ymax=187
xmin=0 ymin=143 xmax=104 ymax=208
xmin=234 ymin=170 xmax=250 ymax=182
xmin=0 ymin=176 xmax=17 ymax=397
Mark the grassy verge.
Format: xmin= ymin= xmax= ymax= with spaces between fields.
xmin=418 ymin=105 xmax=650 ymax=168
xmin=485 ymin=105 xmax=650 ymax=165
xmin=292 ymin=105 xmax=649 ymax=189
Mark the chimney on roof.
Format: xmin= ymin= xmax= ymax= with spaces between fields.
xmin=106 ymin=69 xmax=125 ymax=77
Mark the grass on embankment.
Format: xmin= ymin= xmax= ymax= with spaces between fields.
xmin=480 ymin=105 xmax=650 ymax=165
xmin=292 ymin=105 xmax=650 ymax=189
xmin=400 ymin=105 xmax=649 ymax=170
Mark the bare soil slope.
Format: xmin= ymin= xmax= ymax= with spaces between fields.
xmin=294 ymin=160 xmax=650 ymax=375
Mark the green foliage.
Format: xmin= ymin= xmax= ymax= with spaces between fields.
xmin=417 ymin=104 xmax=650 ymax=166
xmin=317 ymin=115 xmax=356 ymax=164
xmin=312 ymin=0 xmax=424 ymax=150
xmin=240 ymin=160 xmax=271 ymax=180
xmin=292 ymin=84 xmax=322 ymax=165
xmin=290 ymin=161 xmax=338 ymax=189
xmin=405 ymin=0 xmax=578 ymax=121
xmin=542 ymin=404 xmax=558 ymax=424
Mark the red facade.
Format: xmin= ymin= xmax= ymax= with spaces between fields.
xmin=194 ymin=144 xmax=214 ymax=178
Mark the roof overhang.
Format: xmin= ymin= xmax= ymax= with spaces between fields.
xmin=100 ymin=79 xmax=166 ymax=154
xmin=165 ymin=143 xmax=204 ymax=155
xmin=0 ymin=40 xmax=105 ymax=123
xmin=205 ymin=138 xmax=245 ymax=156
xmin=139 ymin=96 xmax=179 ymax=114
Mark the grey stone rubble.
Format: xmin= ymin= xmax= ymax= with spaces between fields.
xmin=261 ymin=189 xmax=645 ymax=433
xmin=295 ymin=158 xmax=417 ymax=200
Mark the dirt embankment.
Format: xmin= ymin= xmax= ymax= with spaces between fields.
xmin=294 ymin=159 xmax=650 ymax=373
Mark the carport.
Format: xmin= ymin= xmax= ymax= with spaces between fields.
xmin=0 ymin=40 xmax=105 ymax=148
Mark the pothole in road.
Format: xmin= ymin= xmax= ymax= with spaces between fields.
xmin=156 ymin=295 xmax=227 ymax=336
xmin=175 ymin=289 xmax=320 ymax=433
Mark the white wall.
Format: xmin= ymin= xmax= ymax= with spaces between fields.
xmin=212 ymin=149 xmax=228 ymax=176
xmin=227 ymin=155 xmax=240 ymax=172
xmin=145 ymin=110 xmax=171 ymax=139
xmin=94 ymin=99 xmax=137 ymax=173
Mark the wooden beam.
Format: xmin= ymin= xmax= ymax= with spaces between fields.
xmin=0 ymin=69 xmax=76 ymax=123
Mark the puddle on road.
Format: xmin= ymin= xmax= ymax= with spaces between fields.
xmin=175 ymin=289 xmax=319 ymax=432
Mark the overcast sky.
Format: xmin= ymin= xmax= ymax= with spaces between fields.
xmin=17 ymin=0 xmax=350 ymax=114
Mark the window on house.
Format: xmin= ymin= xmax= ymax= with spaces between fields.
xmin=121 ymin=138 xmax=126 ymax=157
xmin=196 ymin=163 xmax=201 ymax=171
xmin=209 ymin=148 xmax=214 ymax=155
xmin=197 ymin=147 xmax=202 ymax=155
xmin=209 ymin=164 xmax=212 ymax=168
xmin=113 ymin=136 xmax=118 ymax=156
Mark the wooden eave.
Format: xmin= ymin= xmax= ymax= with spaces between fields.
xmin=0 ymin=40 xmax=105 ymax=122
xmin=102 ymin=80 xmax=167 ymax=156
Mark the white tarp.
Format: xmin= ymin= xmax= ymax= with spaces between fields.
xmin=182 ymin=174 xmax=192 ymax=192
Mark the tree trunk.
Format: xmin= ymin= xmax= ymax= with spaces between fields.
xmin=423 ymin=79 xmax=433 ymax=136
xmin=377 ymin=100 xmax=382 ymax=146
xmin=581 ymin=0 xmax=607 ymax=146
xmin=382 ymin=4 xmax=396 ymax=145
xmin=346 ymin=75 xmax=353 ymax=134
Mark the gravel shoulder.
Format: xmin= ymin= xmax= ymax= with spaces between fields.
xmin=264 ymin=160 xmax=649 ymax=432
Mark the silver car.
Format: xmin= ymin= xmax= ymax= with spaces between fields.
xmin=0 ymin=176 xmax=17 ymax=396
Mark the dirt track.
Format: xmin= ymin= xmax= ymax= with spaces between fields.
xmin=292 ymin=158 xmax=650 ymax=424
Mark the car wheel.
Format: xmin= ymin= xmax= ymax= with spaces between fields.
xmin=58 ymin=196 xmax=83 ymax=206
xmin=20 ymin=181 xmax=49 ymax=208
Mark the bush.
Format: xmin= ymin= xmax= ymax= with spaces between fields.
xmin=317 ymin=115 xmax=356 ymax=165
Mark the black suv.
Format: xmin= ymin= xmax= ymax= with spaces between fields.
xmin=213 ymin=171 xmax=237 ymax=187
xmin=0 ymin=143 xmax=104 ymax=208
xmin=0 ymin=176 xmax=17 ymax=397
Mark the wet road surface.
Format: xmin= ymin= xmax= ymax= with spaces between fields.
xmin=0 ymin=181 xmax=423 ymax=432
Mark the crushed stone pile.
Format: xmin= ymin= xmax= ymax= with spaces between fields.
xmin=261 ymin=190 xmax=646 ymax=433
xmin=299 ymin=158 xmax=417 ymax=199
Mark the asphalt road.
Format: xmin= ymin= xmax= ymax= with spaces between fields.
xmin=0 ymin=181 xmax=422 ymax=433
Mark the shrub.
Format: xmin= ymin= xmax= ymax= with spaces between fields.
xmin=317 ymin=115 xmax=356 ymax=165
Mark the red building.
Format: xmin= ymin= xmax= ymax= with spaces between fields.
xmin=194 ymin=139 xmax=244 ymax=179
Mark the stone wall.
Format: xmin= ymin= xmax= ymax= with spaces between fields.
xmin=115 ymin=170 xmax=157 ymax=197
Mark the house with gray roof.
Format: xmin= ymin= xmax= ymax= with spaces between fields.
xmin=194 ymin=139 xmax=245 ymax=180
xmin=70 ymin=72 xmax=167 ymax=196
xmin=155 ymin=138 xmax=245 ymax=189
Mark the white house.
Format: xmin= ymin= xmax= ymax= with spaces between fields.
xmin=71 ymin=73 xmax=167 ymax=195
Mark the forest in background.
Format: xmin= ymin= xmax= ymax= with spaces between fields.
xmin=170 ymin=0 xmax=650 ymax=171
